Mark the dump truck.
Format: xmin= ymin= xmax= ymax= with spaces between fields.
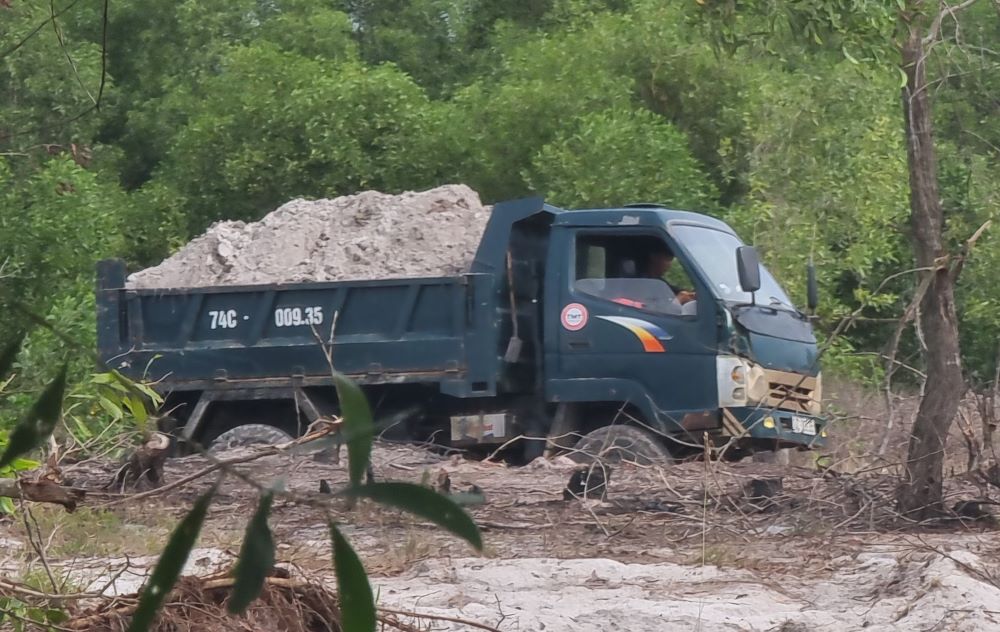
xmin=96 ymin=197 xmax=826 ymax=462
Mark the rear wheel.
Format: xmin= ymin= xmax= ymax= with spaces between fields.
xmin=571 ymin=425 xmax=674 ymax=466
xmin=208 ymin=423 xmax=295 ymax=453
xmin=198 ymin=400 xmax=305 ymax=453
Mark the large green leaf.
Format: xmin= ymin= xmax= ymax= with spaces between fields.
xmin=332 ymin=373 xmax=373 ymax=487
xmin=127 ymin=486 xmax=216 ymax=632
xmin=348 ymin=482 xmax=483 ymax=551
xmin=329 ymin=522 xmax=376 ymax=632
xmin=0 ymin=365 xmax=67 ymax=468
xmin=227 ymin=491 xmax=275 ymax=614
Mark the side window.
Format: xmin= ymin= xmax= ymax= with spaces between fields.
xmin=573 ymin=233 xmax=698 ymax=316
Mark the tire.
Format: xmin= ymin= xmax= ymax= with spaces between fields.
xmin=571 ymin=425 xmax=674 ymax=466
xmin=208 ymin=423 xmax=295 ymax=454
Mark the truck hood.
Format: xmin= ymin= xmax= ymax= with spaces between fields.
xmin=730 ymin=306 xmax=820 ymax=375
xmin=745 ymin=331 xmax=820 ymax=375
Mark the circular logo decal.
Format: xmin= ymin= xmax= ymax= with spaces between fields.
xmin=561 ymin=303 xmax=588 ymax=331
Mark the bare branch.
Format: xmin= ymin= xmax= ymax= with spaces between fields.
xmin=20 ymin=504 xmax=59 ymax=593
xmin=923 ymin=0 xmax=980 ymax=46
xmin=963 ymin=129 xmax=1000 ymax=154
xmin=97 ymin=0 xmax=108 ymax=108
xmin=950 ymin=219 xmax=991 ymax=282
xmin=878 ymin=271 xmax=935 ymax=456
xmin=49 ymin=0 xmax=96 ymax=106
xmin=0 ymin=0 xmax=86 ymax=60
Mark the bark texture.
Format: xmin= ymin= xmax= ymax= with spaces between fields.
xmin=896 ymin=24 xmax=966 ymax=518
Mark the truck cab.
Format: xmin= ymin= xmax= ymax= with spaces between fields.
xmin=515 ymin=202 xmax=824 ymax=460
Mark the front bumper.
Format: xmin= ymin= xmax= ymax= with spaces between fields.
xmin=720 ymin=406 xmax=828 ymax=449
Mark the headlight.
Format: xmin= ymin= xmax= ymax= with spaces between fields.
xmin=717 ymin=356 xmax=768 ymax=407
xmin=731 ymin=365 xmax=745 ymax=384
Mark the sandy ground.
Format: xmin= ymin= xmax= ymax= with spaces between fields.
xmin=4 ymin=443 xmax=1000 ymax=631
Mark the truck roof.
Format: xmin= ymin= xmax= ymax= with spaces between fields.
xmin=471 ymin=197 xmax=737 ymax=276
xmin=551 ymin=203 xmax=736 ymax=234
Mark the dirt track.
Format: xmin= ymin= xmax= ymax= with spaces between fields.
xmin=0 ymin=442 xmax=984 ymax=631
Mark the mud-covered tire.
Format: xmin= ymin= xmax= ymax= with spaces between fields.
xmin=571 ymin=425 xmax=673 ymax=466
xmin=208 ymin=424 xmax=295 ymax=453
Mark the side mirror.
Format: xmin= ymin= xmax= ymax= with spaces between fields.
xmin=806 ymin=261 xmax=818 ymax=312
xmin=736 ymin=246 xmax=761 ymax=294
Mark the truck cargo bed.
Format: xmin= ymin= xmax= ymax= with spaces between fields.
xmin=96 ymin=260 xmax=499 ymax=397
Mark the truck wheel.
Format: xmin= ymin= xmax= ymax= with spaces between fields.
xmin=208 ymin=424 xmax=295 ymax=453
xmin=571 ymin=425 xmax=674 ymax=466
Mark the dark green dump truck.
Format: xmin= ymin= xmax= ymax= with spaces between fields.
xmin=96 ymin=197 xmax=826 ymax=462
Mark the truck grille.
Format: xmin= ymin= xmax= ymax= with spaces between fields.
xmin=764 ymin=370 xmax=820 ymax=414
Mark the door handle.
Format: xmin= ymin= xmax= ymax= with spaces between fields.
xmin=568 ymin=341 xmax=591 ymax=349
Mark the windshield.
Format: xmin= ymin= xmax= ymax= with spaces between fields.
xmin=669 ymin=224 xmax=797 ymax=311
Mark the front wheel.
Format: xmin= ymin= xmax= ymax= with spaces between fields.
xmin=571 ymin=425 xmax=674 ymax=466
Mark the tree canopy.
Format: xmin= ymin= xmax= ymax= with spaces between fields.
xmin=2 ymin=0 xmax=999 ymax=390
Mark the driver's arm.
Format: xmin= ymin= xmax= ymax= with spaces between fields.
xmin=666 ymin=281 xmax=695 ymax=305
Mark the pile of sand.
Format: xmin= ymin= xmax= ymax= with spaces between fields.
xmin=127 ymin=185 xmax=492 ymax=289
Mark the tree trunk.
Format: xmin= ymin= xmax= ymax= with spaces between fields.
xmin=895 ymin=26 xmax=966 ymax=518
xmin=107 ymin=432 xmax=171 ymax=492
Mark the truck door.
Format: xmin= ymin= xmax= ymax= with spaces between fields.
xmin=545 ymin=228 xmax=719 ymax=428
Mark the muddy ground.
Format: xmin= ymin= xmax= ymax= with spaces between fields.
xmin=4 ymin=440 xmax=999 ymax=631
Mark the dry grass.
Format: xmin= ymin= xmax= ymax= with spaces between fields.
xmin=16 ymin=506 xmax=173 ymax=558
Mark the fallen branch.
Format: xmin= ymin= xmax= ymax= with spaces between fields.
xmin=478 ymin=520 xmax=555 ymax=530
xmin=98 ymin=420 xmax=341 ymax=506
xmin=201 ymin=576 xmax=301 ymax=591
xmin=0 ymin=478 xmax=85 ymax=511
xmin=378 ymin=606 xmax=505 ymax=632
xmin=0 ymin=576 xmax=111 ymax=601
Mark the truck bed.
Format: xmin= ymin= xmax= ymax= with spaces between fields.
xmin=96 ymin=260 xmax=500 ymax=397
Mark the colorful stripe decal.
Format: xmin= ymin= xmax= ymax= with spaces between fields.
xmin=596 ymin=316 xmax=672 ymax=353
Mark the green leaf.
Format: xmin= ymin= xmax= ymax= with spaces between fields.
xmin=90 ymin=372 xmax=117 ymax=385
xmin=69 ymin=416 xmax=94 ymax=441
xmin=134 ymin=382 xmax=164 ymax=404
xmin=125 ymin=395 xmax=149 ymax=423
xmin=42 ymin=608 xmax=68 ymax=625
xmin=332 ymin=374 xmax=373 ymax=487
xmin=98 ymin=395 xmax=124 ymax=421
xmin=0 ymin=497 xmax=15 ymax=514
xmin=127 ymin=486 xmax=216 ymax=632
xmin=348 ymin=482 xmax=483 ymax=551
xmin=0 ymin=365 xmax=67 ymax=468
xmin=329 ymin=522 xmax=376 ymax=632
xmin=10 ymin=457 xmax=39 ymax=471
xmin=228 ymin=491 xmax=275 ymax=614
xmin=0 ymin=333 xmax=24 ymax=382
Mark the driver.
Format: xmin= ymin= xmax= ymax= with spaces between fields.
xmin=643 ymin=244 xmax=695 ymax=305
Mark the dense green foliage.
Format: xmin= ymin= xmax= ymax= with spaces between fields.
xmin=2 ymin=0 xmax=999 ymax=420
